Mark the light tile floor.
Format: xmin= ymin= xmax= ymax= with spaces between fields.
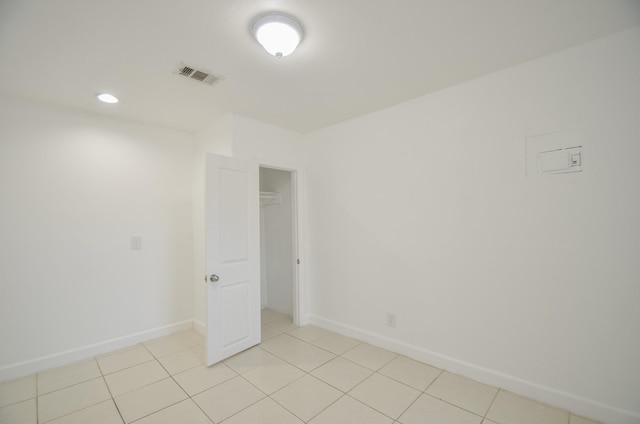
xmin=0 ymin=309 xmax=600 ymax=424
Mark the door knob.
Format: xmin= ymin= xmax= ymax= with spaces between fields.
xmin=209 ymin=274 xmax=220 ymax=282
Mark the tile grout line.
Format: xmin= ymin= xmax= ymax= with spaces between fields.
xmin=13 ymin=317 xmax=596 ymax=424
xmin=35 ymin=371 xmax=39 ymax=424
xmin=483 ymin=387 xmax=502 ymax=421
xmin=344 ymin=371 xmax=418 ymax=423
xmin=270 ymin=323 xmax=492 ymax=423
xmin=37 ymin=376 xmax=113 ymax=423
xmin=142 ymin=348 xmax=206 ymax=424
xmin=217 ymin=321 xmax=340 ymax=423
xmin=390 ymin=387 xmax=423 ymax=423
xmin=269 ymin=381 xmax=347 ymax=423
xmin=231 ymin=324 xmax=336 ymax=423
xmin=157 ymin=337 xmax=216 ymax=424
xmin=422 ymin=368 xmax=444 ymax=392
xmin=98 ymin=360 xmax=127 ymax=424
xmin=105 ymin=339 xmax=202 ymax=423
xmin=211 ymin=374 xmax=268 ymax=423
xmin=301 ymin=392 xmax=346 ymax=423
xmin=25 ymin=323 xmax=361 ymax=422
xmin=101 ymin=358 xmax=158 ymax=378
xmin=274 ymin=323 xmax=443 ymax=423
xmin=418 ymin=369 xmax=496 ymax=421
xmin=419 ymin=392 xmax=487 ymax=422
xmin=346 ymin=392 xmax=405 ymax=422
xmin=21 ymin=324 xmax=427 ymax=423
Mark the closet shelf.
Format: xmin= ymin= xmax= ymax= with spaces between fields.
xmin=260 ymin=191 xmax=281 ymax=205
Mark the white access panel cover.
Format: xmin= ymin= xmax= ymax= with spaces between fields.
xmin=538 ymin=146 xmax=582 ymax=174
xmin=526 ymin=131 xmax=583 ymax=176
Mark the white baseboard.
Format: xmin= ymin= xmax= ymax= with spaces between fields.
xmin=193 ymin=319 xmax=206 ymax=336
xmin=309 ymin=315 xmax=640 ymax=424
xmin=0 ymin=320 xmax=195 ymax=383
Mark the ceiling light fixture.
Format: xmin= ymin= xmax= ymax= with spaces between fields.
xmin=252 ymin=13 xmax=303 ymax=58
xmin=97 ymin=93 xmax=118 ymax=104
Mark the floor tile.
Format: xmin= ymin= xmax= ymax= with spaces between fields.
xmin=349 ymin=373 xmax=420 ymax=419
xmin=38 ymin=377 xmax=111 ymax=423
xmin=259 ymin=334 xmax=308 ymax=357
xmin=486 ymin=390 xmax=569 ymax=424
xmin=173 ymin=363 xmax=237 ymax=396
xmin=379 ymin=356 xmax=441 ymax=391
xmin=271 ymin=375 xmax=343 ymax=421
xmin=426 ymin=371 xmax=497 ymax=415
xmin=341 ymin=343 xmax=397 ymax=370
xmin=570 ymin=415 xmax=601 ymax=424
xmin=143 ymin=333 xmax=198 ymax=358
xmin=133 ymin=399 xmax=211 ymax=424
xmin=114 ymin=378 xmax=187 ymax=423
xmin=0 ymin=318 xmax=597 ymax=424
xmin=192 ymin=376 xmax=264 ymax=423
xmin=222 ymin=397 xmax=304 ymax=424
xmin=287 ymin=325 xmax=332 ymax=343
xmin=104 ymin=360 xmax=168 ymax=396
xmin=261 ymin=325 xmax=283 ymax=341
xmin=38 ymin=359 xmax=102 ymax=395
xmin=312 ymin=333 xmax=361 ymax=355
xmin=279 ymin=343 xmax=336 ymax=372
xmin=0 ymin=375 xmax=36 ymax=408
xmin=224 ymin=346 xmax=277 ymax=374
xmin=0 ymin=398 xmax=37 ymax=424
xmin=264 ymin=318 xmax=298 ymax=333
xmin=46 ymin=399 xmax=123 ymax=424
xmin=261 ymin=309 xmax=290 ymax=324
xmin=241 ymin=356 xmax=305 ymax=394
xmin=398 ymin=394 xmax=482 ymax=424
xmin=157 ymin=345 xmax=205 ymax=375
xmin=309 ymin=395 xmax=393 ymax=424
xmin=183 ymin=329 xmax=205 ymax=346
xmin=97 ymin=345 xmax=155 ymax=375
xmin=311 ymin=357 xmax=373 ymax=392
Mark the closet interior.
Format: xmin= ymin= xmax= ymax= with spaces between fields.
xmin=259 ymin=167 xmax=296 ymax=319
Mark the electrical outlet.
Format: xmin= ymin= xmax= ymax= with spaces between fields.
xmin=386 ymin=312 xmax=396 ymax=328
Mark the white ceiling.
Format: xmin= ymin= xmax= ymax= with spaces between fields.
xmin=1 ymin=0 xmax=639 ymax=134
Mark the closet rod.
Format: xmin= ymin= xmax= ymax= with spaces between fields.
xmin=260 ymin=191 xmax=281 ymax=205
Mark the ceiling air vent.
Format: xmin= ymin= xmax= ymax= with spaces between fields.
xmin=175 ymin=63 xmax=223 ymax=85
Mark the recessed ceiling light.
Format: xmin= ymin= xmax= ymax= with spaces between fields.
xmin=252 ymin=13 xmax=303 ymax=58
xmin=97 ymin=93 xmax=118 ymax=104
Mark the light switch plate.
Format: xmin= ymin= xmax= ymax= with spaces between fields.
xmin=131 ymin=235 xmax=142 ymax=250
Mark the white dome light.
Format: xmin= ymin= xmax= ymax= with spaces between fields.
xmin=252 ymin=13 xmax=303 ymax=58
xmin=97 ymin=93 xmax=118 ymax=104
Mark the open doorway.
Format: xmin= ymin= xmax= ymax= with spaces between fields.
xmin=259 ymin=166 xmax=298 ymax=326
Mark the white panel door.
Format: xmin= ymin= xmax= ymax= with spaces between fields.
xmin=205 ymin=153 xmax=260 ymax=365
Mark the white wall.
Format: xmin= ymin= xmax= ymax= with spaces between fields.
xmin=232 ymin=115 xmax=306 ymax=168
xmin=304 ymin=27 xmax=640 ymax=424
xmin=0 ymin=94 xmax=195 ymax=380
xmin=260 ymin=167 xmax=294 ymax=316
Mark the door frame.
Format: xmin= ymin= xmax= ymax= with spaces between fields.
xmin=259 ymin=161 xmax=308 ymax=326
